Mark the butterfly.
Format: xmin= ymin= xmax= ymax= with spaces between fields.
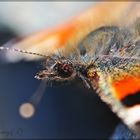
xmin=0 ymin=2 xmax=140 ymax=138
xmin=34 ymin=20 xmax=140 ymax=137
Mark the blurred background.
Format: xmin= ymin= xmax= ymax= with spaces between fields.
xmin=0 ymin=2 xmax=136 ymax=139
xmin=0 ymin=2 xmax=95 ymax=36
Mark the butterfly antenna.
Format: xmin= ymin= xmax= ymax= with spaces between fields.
xmin=0 ymin=46 xmax=48 ymax=58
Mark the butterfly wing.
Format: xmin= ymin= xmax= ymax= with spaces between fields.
xmin=94 ymin=55 xmax=140 ymax=135
xmin=5 ymin=2 xmax=138 ymax=62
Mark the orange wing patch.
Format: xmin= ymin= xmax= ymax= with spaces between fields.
xmin=112 ymin=75 xmax=140 ymax=100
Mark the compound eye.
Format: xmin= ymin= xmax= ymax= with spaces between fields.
xmin=57 ymin=63 xmax=73 ymax=77
xmin=62 ymin=64 xmax=73 ymax=73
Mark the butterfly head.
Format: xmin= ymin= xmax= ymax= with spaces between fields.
xmin=35 ymin=56 xmax=77 ymax=83
xmin=35 ymin=55 xmax=98 ymax=89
